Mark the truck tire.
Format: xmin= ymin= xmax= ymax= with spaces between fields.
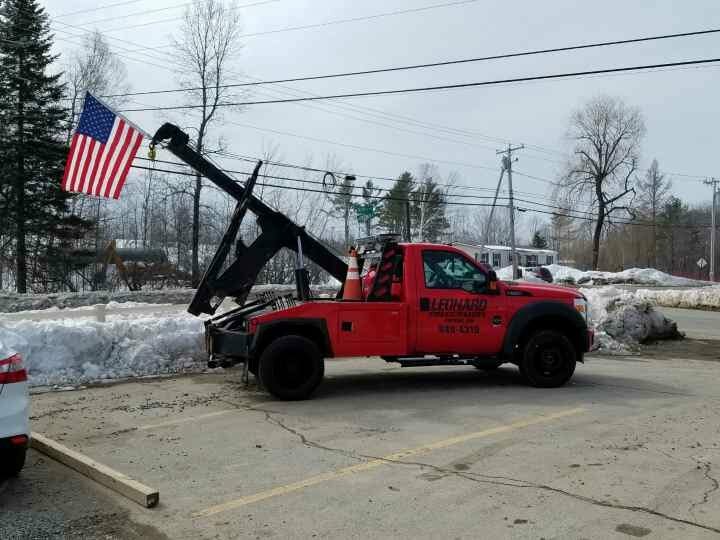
xmin=1 ymin=447 xmax=26 ymax=477
xmin=258 ymin=335 xmax=324 ymax=400
xmin=520 ymin=330 xmax=576 ymax=388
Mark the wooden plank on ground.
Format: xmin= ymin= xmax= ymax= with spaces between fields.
xmin=30 ymin=432 xmax=159 ymax=508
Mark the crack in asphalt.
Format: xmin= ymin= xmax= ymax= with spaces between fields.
xmin=689 ymin=460 xmax=720 ymax=517
xmin=261 ymin=410 xmax=720 ymax=535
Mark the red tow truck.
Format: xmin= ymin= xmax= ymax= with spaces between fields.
xmin=151 ymin=124 xmax=593 ymax=400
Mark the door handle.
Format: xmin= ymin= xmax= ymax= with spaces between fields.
xmin=419 ymin=298 xmax=430 ymax=311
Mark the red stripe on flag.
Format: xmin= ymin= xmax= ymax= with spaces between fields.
xmin=103 ymin=121 xmax=133 ymax=198
xmin=94 ymin=119 xmax=123 ymax=196
xmin=61 ymin=135 xmax=79 ymax=191
xmin=85 ymin=140 xmax=104 ymax=194
xmin=70 ymin=136 xmax=89 ymax=192
xmin=76 ymin=139 xmax=97 ymax=193
xmin=111 ymin=131 xmax=143 ymax=199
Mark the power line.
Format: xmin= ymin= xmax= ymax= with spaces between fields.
xmin=134 ymin=155 xmax=565 ymax=205
xmin=55 ymin=0 xmax=279 ymax=28
xmin=127 ymin=163 xmax=710 ymax=228
xmin=98 ymin=0 xmax=478 ymax=36
xmin=39 ymin=11 xmax=720 ymax=179
xmin=102 ymin=27 xmax=720 ymax=99
xmin=119 ymin=56 xmax=720 ymax=112
xmin=52 ymin=0 xmax=145 ymax=19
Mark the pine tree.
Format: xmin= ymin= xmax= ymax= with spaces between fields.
xmin=0 ymin=0 xmax=88 ymax=292
xmin=326 ymin=174 xmax=355 ymax=248
xmin=411 ymin=178 xmax=448 ymax=242
xmin=531 ymin=231 xmax=548 ymax=249
xmin=357 ymin=179 xmax=381 ymax=236
xmin=379 ymin=172 xmax=414 ymax=235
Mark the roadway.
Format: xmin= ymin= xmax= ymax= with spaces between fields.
xmin=661 ymin=307 xmax=720 ymax=340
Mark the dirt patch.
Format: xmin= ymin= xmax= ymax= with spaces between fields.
xmin=631 ymin=339 xmax=720 ymax=362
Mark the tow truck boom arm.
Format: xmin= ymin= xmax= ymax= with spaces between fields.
xmin=150 ymin=123 xmax=348 ymax=315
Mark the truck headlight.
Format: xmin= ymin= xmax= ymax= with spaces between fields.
xmin=573 ymin=297 xmax=588 ymax=321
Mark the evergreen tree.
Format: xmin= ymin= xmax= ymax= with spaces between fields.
xmin=326 ymin=174 xmax=355 ymax=248
xmin=379 ymin=172 xmax=414 ymax=235
xmin=411 ymin=178 xmax=448 ymax=242
xmin=357 ymin=179 xmax=381 ymax=236
xmin=0 ymin=0 xmax=88 ymax=292
xmin=531 ymin=231 xmax=548 ymax=249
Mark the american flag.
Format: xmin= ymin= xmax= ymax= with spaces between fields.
xmin=61 ymin=93 xmax=144 ymax=199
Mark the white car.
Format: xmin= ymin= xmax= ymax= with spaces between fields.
xmin=0 ymin=330 xmax=29 ymax=477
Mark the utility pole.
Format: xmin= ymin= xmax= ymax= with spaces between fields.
xmin=483 ymin=167 xmax=506 ymax=249
xmin=705 ymin=178 xmax=719 ymax=281
xmin=497 ymin=144 xmax=524 ymax=279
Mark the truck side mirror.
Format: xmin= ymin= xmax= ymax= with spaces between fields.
xmin=461 ymin=280 xmax=476 ymax=293
xmin=488 ymin=270 xmax=498 ymax=291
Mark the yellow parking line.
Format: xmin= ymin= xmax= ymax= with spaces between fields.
xmin=194 ymin=407 xmax=585 ymax=518
xmin=138 ymin=409 xmax=236 ymax=431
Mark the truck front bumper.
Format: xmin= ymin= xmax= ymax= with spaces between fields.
xmin=587 ymin=328 xmax=595 ymax=352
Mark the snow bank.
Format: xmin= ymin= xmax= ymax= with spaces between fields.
xmin=0 ymin=288 xmax=197 ymax=314
xmin=0 ymin=314 xmax=205 ymax=387
xmin=0 ymin=284 xmax=340 ymax=313
xmin=635 ymin=285 xmax=720 ymax=311
xmin=495 ymin=266 xmax=546 ymax=283
xmin=548 ymin=265 xmax=704 ymax=287
xmin=581 ymin=286 xmax=682 ymax=353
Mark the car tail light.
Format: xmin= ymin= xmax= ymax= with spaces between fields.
xmin=10 ymin=435 xmax=28 ymax=446
xmin=0 ymin=353 xmax=27 ymax=384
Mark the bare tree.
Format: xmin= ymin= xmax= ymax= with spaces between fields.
xmin=65 ymin=30 xmax=129 ymax=144
xmin=637 ymin=159 xmax=672 ymax=267
xmin=557 ymin=95 xmax=646 ymax=269
xmin=173 ymin=0 xmax=243 ymax=286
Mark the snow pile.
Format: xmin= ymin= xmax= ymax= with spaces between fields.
xmin=635 ymin=286 xmax=720 ymax=311
xmin=495 ymin=265 xmax=546 ymax=283
xmin=0 ymin=288 xmax=198 ymax=313
xmin=0 ymin=284 xmax=340 ymax=313
xmin=547 ymin=265 xmax=703 ymax=287
xmin=581 ymin=286 xmax=682 ymax=353
xmin=0 ymin=313 xmax=205 ymax=387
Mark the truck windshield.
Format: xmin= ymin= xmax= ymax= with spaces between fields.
xmin=423 ymin=251 xmax=486 ymax=290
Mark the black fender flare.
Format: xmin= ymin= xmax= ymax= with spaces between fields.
xmin=502 ymin=301 xmax=588 ymax=360
xmin=251 ymin=318 xmax=333 ymax=358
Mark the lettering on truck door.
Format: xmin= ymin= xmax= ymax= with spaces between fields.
xmin=415 ymin=249 xmax=506 ymax=355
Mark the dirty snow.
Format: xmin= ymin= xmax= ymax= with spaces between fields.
xmin=0 ymin=284 xmax=339 ymax=313
xmin=495 ymin=265 xmax=546 ymax=283
xmin=546 ymin=265 xmax=705 ymax=287
xmin=581 ymin=286 xmax=682 ymax=353
xmin=495 ymin=264 xmax=701 ymax=287
xmin=635 ymin=285 xmax=720 ymax=311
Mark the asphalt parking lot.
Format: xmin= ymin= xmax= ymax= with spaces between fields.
xmin=3 ymin=339 xmax=720 ymax=540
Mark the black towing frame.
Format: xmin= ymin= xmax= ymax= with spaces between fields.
xmin=150 ymin=123 xmax=349 ymax=363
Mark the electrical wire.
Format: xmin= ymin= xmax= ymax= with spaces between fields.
xmin=119 ymin=57 xmax=720 ymax=112
xmin=101 ymin=27 xmax=720 ymax=98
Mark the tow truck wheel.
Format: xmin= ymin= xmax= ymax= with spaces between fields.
xmin=520 ymin=330 xmax=576 ymax=388
xmin=258 ymin=335 xmax=324 ymax=400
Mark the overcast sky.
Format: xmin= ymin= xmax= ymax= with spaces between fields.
xmin=45 ymin=0 xmax=720 ymax=217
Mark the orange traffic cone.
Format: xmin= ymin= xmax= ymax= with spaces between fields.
xmin=342 ymin=248 xmax=362 ymax=301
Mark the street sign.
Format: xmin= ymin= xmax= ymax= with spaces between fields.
xmin=697 ymin=257 xmax=708 ymax=269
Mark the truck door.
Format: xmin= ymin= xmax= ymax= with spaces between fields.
xmin=415 ymin=249 xmax=506 ymax=356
